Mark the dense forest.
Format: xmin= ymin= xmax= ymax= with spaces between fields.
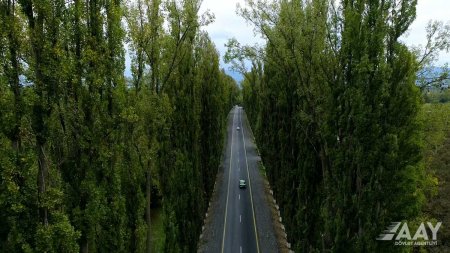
xmin=227 ymin=0 xmax=447 ymax=252
xmin=0 ymin=0 xmax=238 ymax=252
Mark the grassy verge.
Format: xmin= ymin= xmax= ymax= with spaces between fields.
xmin=151 ymin=207 xmax=165 ymax=252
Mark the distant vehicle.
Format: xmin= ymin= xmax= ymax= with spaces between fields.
xmin=236 ymin=126 xmax=240 ymax=131
xmin=239 ymin=179 xmax=246 ymax=188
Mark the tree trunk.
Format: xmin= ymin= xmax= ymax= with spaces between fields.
xmin=37 ymin=144 xmax=48 ymax=225
xmin=5 ymin=0 xmax=22 ymax=152
xmin=146 ymin=165 xmax=152 ymax=253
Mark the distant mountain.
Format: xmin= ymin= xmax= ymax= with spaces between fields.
xmin=417 ymin=66 xmax=450 ymax=88
xmin=224 ymin=69 xmax=244 ymax=84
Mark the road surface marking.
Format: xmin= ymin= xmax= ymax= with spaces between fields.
xmin=239 ymin=194 xmax=240 ymax=200
xmin=240 ymin=246 xmax=242 ymax=253
xmin=221 ymin=109 xmax=236 ymax=253
xmin=240 ymin=108 xmax=261 ymax=253
xmin=240 ymin=215 xmax=242 ymax=223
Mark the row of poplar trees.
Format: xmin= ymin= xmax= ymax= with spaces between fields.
xmin=0 ymin=0 xmax=239 ymax=252
xmin=231 ymin=0 xmax=428 ymax=252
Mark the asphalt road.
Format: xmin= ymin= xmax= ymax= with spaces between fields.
xmin=199 ymin=106 xmax=278 ymax=253
xmin=221 ymin=106 xmax=259 ymax=253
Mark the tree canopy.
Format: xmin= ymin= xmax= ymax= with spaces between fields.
xmin=0 ymin=0 xmax=238 ymax=252
xmin=229 ymin=0 xmax=431 ymax=252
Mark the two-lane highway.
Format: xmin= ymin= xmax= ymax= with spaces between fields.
xmin=199 ymin=106 xmax=278 ymax=253
xmin=221 ymin=106 xmax=259 ymax=253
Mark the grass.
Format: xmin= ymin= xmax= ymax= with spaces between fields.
xmin=151 ymin=207 xmax=165 ymax=252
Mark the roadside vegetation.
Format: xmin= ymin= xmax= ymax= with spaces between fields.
xmin=0 ymin=0 xmax=239 ymax=252
xmin=420 ymin=102 xmax=450 ymax=252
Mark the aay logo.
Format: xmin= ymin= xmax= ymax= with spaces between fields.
xmin=377 ymin=222 xmax=442 ymax=246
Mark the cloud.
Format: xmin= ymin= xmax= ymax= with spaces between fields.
xmin=200 ymin=0 xmax=264 ymax=71
xmin=201 ymin=0 xmax=450 ymax=67
xmin=125 ymin=0 xmax=450 ymax=79
xmin=401 ymin=0 xmax=450 ymax=65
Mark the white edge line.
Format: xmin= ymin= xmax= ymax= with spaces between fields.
xmin=240 ymin=108 xmax=261 ymax=253
xmin=221 ymin=108 xmax=236 ymax=253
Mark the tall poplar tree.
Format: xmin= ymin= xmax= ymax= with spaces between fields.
xmin=1 ymin=0 xmax=238 ymax=252
xmin=232 ymin=0 xmax=426 ymax=252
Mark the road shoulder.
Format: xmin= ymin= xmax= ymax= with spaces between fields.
xmin=198 ymin=109 xmax=234 ymax=253
xmin=240 ymin=110 xmax=280 ymax=253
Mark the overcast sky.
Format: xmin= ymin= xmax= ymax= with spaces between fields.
xmin=125 ymin=1 xmax=450 ymax=79
xmin=199 ymin=0 xmax=450 ymax=71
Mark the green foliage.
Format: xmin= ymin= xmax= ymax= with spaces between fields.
xmin=233 ymin=0 xmax=427 ymax=252
xmin=1 ymin=0 xmax=237 ymax=252
xmin=419 ymin=103 xmax=450 ymax=252
xmin=420 ymin=103 xmax=450 ymax=159
xmin=150 ymin=207 xmax=165 ymax=252
xmin=35 ymin=213 xmax=80 ymax=253
xmin=423 ymin=89 xmax=450 ymax=104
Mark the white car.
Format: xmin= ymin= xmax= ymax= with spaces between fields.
xmin=236 ymin=126 xmax=240 ymax=131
